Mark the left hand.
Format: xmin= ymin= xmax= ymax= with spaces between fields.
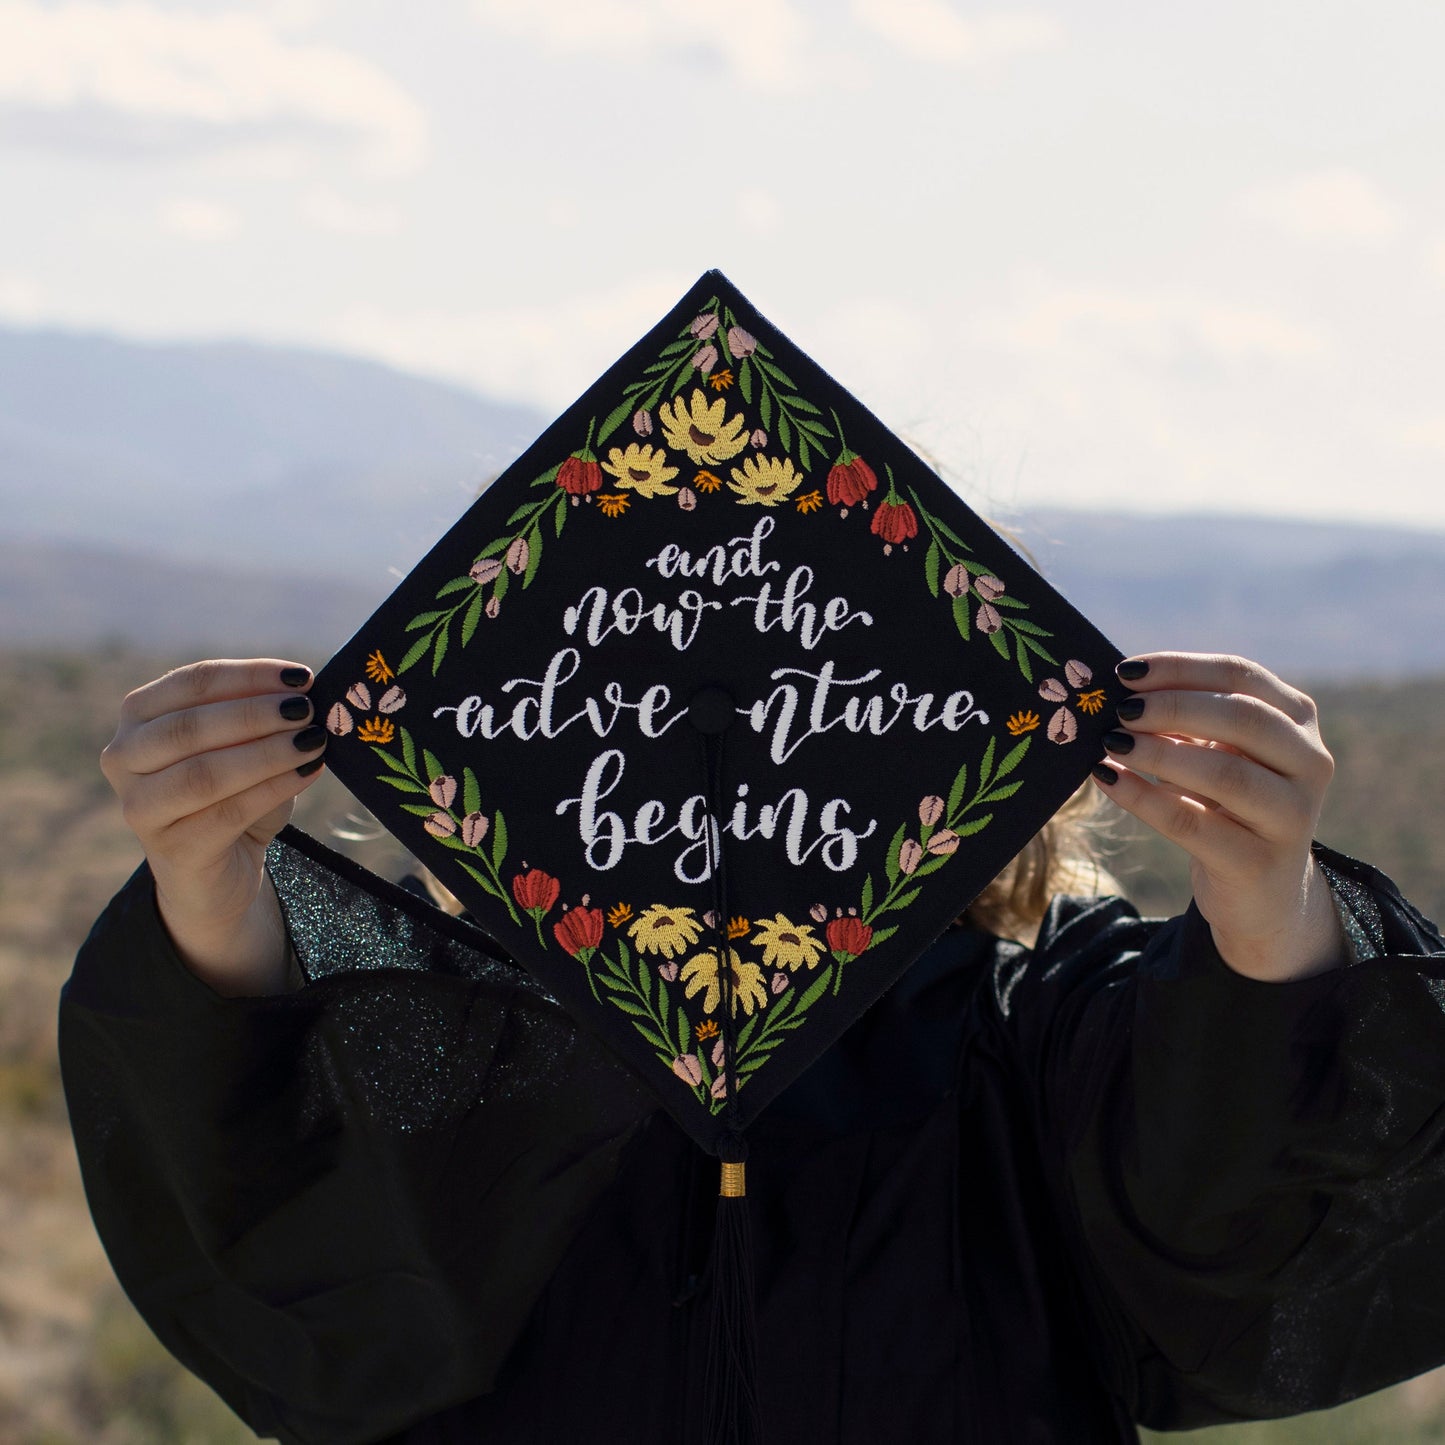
xmin=1092 ymin=652 xmax=1345 ymax=981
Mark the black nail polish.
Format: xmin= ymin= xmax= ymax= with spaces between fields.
xmin=278 ymin=696 xmax=310 ymax=721
xmin=296 ymin=756 xmax=324 ymax=777
xmin=1103 ymin=729 xmax=1135 ymax=754
xmin=1093 ymin=763 xmax=1118 ymax=786
xmin=1116 ymin=659 xmax=1150 ymax=682
xmin=280 ymin=666 xmax=311 ymax=688
xmin=293 ymin=724 xmax=327 ymax=752
xmin=1116 ymin=697 xmax=1146 ymax=722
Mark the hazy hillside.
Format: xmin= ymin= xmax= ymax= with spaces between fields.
xmin=3 ymin=323 xmax=1442 ymax=677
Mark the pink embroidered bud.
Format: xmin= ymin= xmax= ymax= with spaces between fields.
xmin=1047 ymin=707 xmax=1079 ymax=744
xmin=1065 ymin=660 xmax=1093 ymax=688
xmin=926 ymin=828 xmax=960 ymax=856
xmin=505 ymin=536 xmax=530 ymax=575
xmin=470 ymin=557 xmax=504 ymax=586
xmin=485 ymin=595 xmax=501 ymax=619
xmin=703 ymin=910 xmax=721 ymax=930
xmin=377 ymin=685 xmax=406 ymax=714
xmin=692 ymin=343 xmax=718 ymax=374
xmin=710 ymin=1073 xmax=729 ymax=1100
xmin=691 ymin=311 xmax=720 ymax=340
xmin=677 ymin=487 xmax=698 ymax=511
xmin=976 ymin=602 xmax=1002 ymax=634
xmin=974 ymin=575 xmax=1006 ymax=602
xmin=461 ymin=811 xmax=489 ymax=847
xmin=1039 ymin=678 xmax=1069 ymax=703
xmin=809 ymin=903 xmax=828 ymax=924
xmin=325 ymin=702 xmax=352 ymax=736
xmin=712 ymin=1036 xmax=728 ymax=1066
xmin=750 ymin=427 xmax=768 ymax=449
xmin=424 ymin=811 xmax=456 ymax=839
xmin=918 ymin=795 xmax=945 ymax=826
xmin=632 ymin=407 xmax=653 ymax=437
xmin=728 ymin=326 xmax=757 ymax=358
xmin=658 ymin=960 xmax=680 ymax=982
xmin=673 ymin=1054 xmax=703 ymax=1087
xmin=770 ymin=971 xmax=789 ymax=995
xmin=428 ymin=774 xmax=457 ymax=808
xmin=898 ymin=838 xmax=924 ymax=875
xmin=943 ymin=563 xmax=970 ymax=599
xmin=345 ymin=682 xmax=371 ymax=710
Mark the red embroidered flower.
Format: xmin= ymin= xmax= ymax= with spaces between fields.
xmin=554 ymin=905 xmax=604 ymax=959
xmin=513 ymin=867 xmax=560 ymax=915
xmin=557 ymin=453 xmax=602 ymax=497
xmin=826 ymin=916 xmax=873 ymax=960
xmin=826 ymin=455 xmax=877 ymax=508
xmin=870 ymin=499 xmax=918 ymax=548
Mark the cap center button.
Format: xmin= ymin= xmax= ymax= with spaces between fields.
xmin=688 ymin=686 xmax=736 ymax=735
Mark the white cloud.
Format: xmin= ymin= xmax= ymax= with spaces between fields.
xmin=0 ymin=1 xmax=427 ymax=170
xmin=850 ymin=0 xmax=1062 ymax=65
xmin=1240 ymin=168 xmax=1404 ymax=245
xmin=159 ymin=196 xmax=238 ymax=240
xmin=301 ymin=188 xmax=400 ymax=236
xmin=736 ymin=187 xmax=782 ymax=237
xmin=472 ymin=0 xmax=812 ymax=91
xmin=328 ymin=272 xmax=697 ymax=408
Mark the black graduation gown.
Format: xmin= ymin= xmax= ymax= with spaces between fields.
xmin=58 ymin=826 xmax=1445 ymax=1445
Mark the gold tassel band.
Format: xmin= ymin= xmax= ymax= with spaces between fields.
xmin=719 ymin=1160 xmax=746 ymax=1198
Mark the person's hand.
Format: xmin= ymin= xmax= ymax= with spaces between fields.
xmin=99 ymin=659 xmax=326 ymax=996
xmin=1091 ymin=652 xmax=1345 ymax=982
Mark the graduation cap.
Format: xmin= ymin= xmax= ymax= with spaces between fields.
xmin=312 ymin=270 xmax=1122 ymax=1440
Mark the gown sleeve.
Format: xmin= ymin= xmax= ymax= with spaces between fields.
xmin=57 ymin=825 xmax=656 ymax=1445
xmin=989 ymin=843 xmax=1445 ymax=1431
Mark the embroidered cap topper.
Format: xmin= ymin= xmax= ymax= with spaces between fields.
xmin=314 ymin=271 xmax=1123 ymax=1156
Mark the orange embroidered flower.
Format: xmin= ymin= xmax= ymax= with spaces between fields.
xmin=725 ymin=916 xmax=750 ymax=940
xmin=795 ymin=489 xmax=824 ymax=514
xmin=364 ymin=650 xmax=394 ymax=685
xmin=607 ymin=902 xmax=633 ymax=928
xmin=357 ymin=716 xmax=395 ymax=744
xmin=1076 ymin=689 xmax=1107 ymax=715
xmin=693 ymin=469 xmax=724 ymax=493
xmin=597 ymin=492 xmax=631 ymax=518
xmin=1005 ymin=710 xmax=1041 ymax=736
xmin=708 ymin=367 xmax=734 ymax=391
xmin=695 ymin=1019 xmax=720 ymax=1041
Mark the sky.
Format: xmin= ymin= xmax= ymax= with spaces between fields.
xmin=2 ymin=0 xmax=1444 ymax=528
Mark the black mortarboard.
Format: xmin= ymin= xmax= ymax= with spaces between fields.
xmin=312 ymin=271 xmax=1122 ymax=1440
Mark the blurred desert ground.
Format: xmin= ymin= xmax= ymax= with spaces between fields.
xmin=3 ymin=646 xmax=1445 ymax=1442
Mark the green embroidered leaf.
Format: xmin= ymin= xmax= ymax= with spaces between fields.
xmin=435 ymin=576 xmax=475 ymax=598
xmin=435 ymin=833 xmax=476 ymax=852
xmin=987 ymin=627 xmax=1010 ymax=661
xmin=789 ymin=394 xmax=823 ymax=416
xmin=669 ymin=367 xmax=692 ymax=398
xmin=492 ymin=563 xmax=511 ymax=605
xmin=1015 ymin=636 xmax=1034 ymax=683
xmin=860 ymin=873 xmax=875 ymax=915
xmin=946 ymin=759 xmax=969 ymax=817
xmin=458 ymin=861 xmax=502 ymax=900
xmin=759 ymin=386 xmax=773 ymax=429
xmin=979 ymin=737 xmax=997 ymax=789
xmin=400 ymin=802 xmax=438 ymax=817
xmin=377 ymin=775 xmax=429 ymax=794
xmin=1021 ymin=635 xmax=1059 ymax=663
xmin=737 ymin=358 xmax=754 ymax=404
xmin=643 ymin=358 xmax=675 ymax=376
xmin=798 ymin=966 xmax=834 ymax=1011
xmin=463 ymin=766 xmax=481 ymax=818
xmin=523 ymin=526 xmax=543 ymax=588
xmin=430 ymin=625 xmax=450 ymax=675
xmin=505 ymin=503 xmax=534 ymax=526
xmin=994 ymin=736 xmax=1032 ymax=782
xmin=422 ymin=748 xmax=443 ymax=781
xmin=530 ymin=463 xmax=561 ymax=488
xmin=870 ymin=925 xmax=899 ymax=948
xmin=404 ymin=608 xmax=448 ymax=631
xmin=373 ymin=748 xmax=412 ymax=776
xmin=924 ymin=539 xmax=941 ymax=598
xmin=596 ymin=400 xmax=633 ymax=447
xmin=461 ymin=589 xmax=485 ymax=646
xmin=1006 ymin=618 xmax=1052 ymax=638
xmin=951 ymin=595 xmax=971 ymax=642
xmin=617 ymin=938 xmax=631 ymax=971
xmin=777 ymin=409 xmax=792 ymax=453
xmin=911 ymin=854 xmax=948 ymax=879
xmin=553 ymin=496 xmax=568 ymax=538
xmin=637 ymin=957 xmax=652 ymax=1008
xmin=954 ymin=813 xmax=994 ymax=838
xmin=397 ymin=633 xmax=430 ymax=675
xmin=661 ymin=336 xmax=694 ymax=358
xmin=890 ymin=886 xmax=921 ymax=912
xmin=981 ymin=781 xmax=1024 ymax=804
xmin=492 ymin=811 xmax=509 ymax=871
xmin=736 ymin=1011 xmax=760 ymax=1052
xmin=883 ymin=820 xmax=908 ymax=885
xmin=676 ymin=1006 xmax=692 ymax=1056
xmin=475 ymin=535 xmax=510 ymax=560
xmin=992 ymin=593 xmax=1027 ymax=610
xmin=758 ymin=357 xmax=796 ymax=388
xmin=797 ymin=432 xmax=812 ymax=470
xmin=400 ymin=726 xmax=418 ymax=777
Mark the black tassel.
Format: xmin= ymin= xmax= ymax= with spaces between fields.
xmin=703 ymin=1134 xmax=761 ymax=1445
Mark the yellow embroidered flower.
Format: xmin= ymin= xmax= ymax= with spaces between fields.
xmin=695 ymin=1019 xmax=720 ymax=1042
xmin=601 ymin=442 xmax=680 ymax=498
xmin=681 ymin=948 xmax=768 ymax=1017
xmin=607 ymin=902 xmax=633 ymax=928
xmin=795 ymin=489 xmax=824 ymax=514
xmin=728 ymin=455 xmax=803 ymax=507
xmin=357 ymin=716 xmax=395 ymax=744
xmin=1076 ymin=689 xmax=1107 ymax=715
xmin=597 ymin=493 xmax=631 ymax=518
xmin=694 ymin=469 xmax=724 ymax=493
xmin=658 ymin=389 xmax=748 ymax=466
xmin=709 ymin=368 xmax=734 ymax=392
xmin=628 ymin=904 xmax=703 ymax=959
xmin=364 ymin=650 xmax=394 ymax=685
xmin=752 ymin=913 xmax=825 ymax=972
xmin=725 ymin=916 xmax=750 ymax=940
xmin=1005 ymin=710 xmax=1040 ymax=736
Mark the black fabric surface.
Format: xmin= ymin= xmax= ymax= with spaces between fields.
xmin=58 ymin=826 xmax=1445 ymax=1444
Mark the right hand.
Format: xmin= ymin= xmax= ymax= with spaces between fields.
xmin=99 ymin=658 xmax=327 ymax=996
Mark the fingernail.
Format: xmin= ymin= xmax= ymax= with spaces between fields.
xmin=1116 ymin=659 xmax=1150 ymax=682
xmin=280 ymin=666 xmax=311 ymax=688
xmin=293 ymin=724 xmax=327 ymax=752
xmin=278 ymin=696 xmax=311 ymax=721
xmin=1116 ymin=697 xmax=1146 ymax=723
xmin=296 ymin=756 xmax=325 ymax=777
xmin=1093 ymin=763 xmax=1118 ymax=786
xmin=1102 ymin=729 xmax=1135 ymax=755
